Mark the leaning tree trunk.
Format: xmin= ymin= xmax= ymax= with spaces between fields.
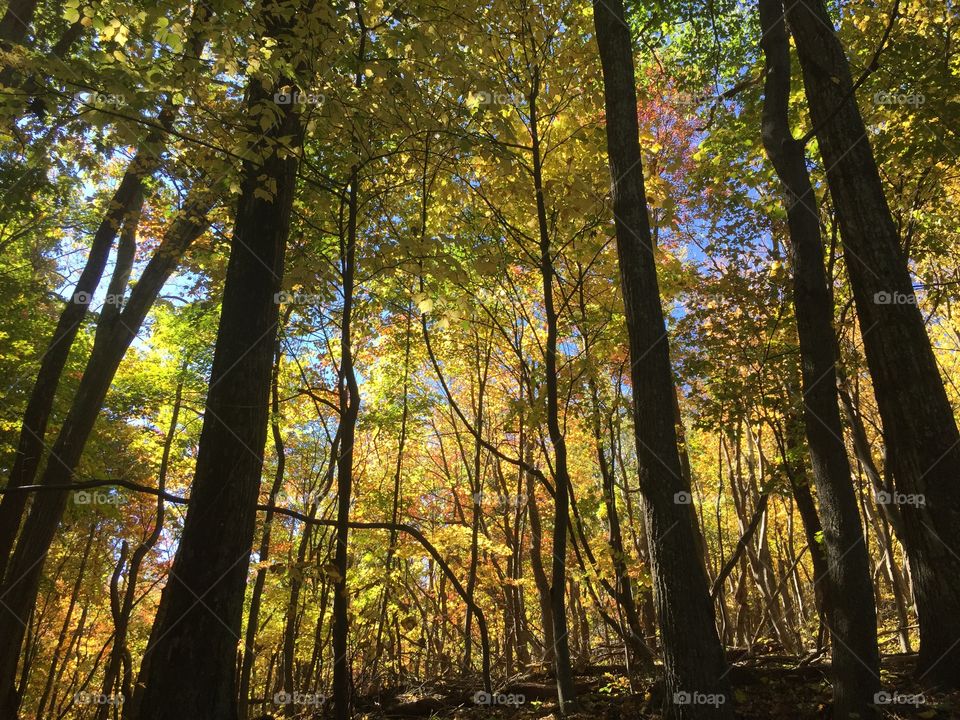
xmin=786 ymin=0 xmax=960 ymax=687
xmin=0 ymin=7 xmax=210 ymax=582
xmin=592 ymin=0 xmax=733 ymax=716
xmin=757 ymin=0 xmax=879 ymax=713
xmin=0 ymin=188 xmax=213 ymax=717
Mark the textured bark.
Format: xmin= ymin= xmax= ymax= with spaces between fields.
xmin=592 ymin=0 xmax=733 ymax=716
xmin=786 ymin=0 xmax=960 ymax=687
xmin=128 ymin=71 xmax=298 ymax=715
xmin=108 ymin=24 xmax=293 ymax=720
xmin=758 ymin=0 xmax=880 ymax=713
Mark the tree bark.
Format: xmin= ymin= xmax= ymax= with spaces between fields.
xmin=592 ymin=0 xmax=734 ymax=716
xmin=127 ymin=36 xmax=301 ymax=715
xmin=758 ymin=1 xmax=880 ymax=712
xmin=786 ymin=0 xmax=960 ymax=687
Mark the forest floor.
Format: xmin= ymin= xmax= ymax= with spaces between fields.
xmin=354 ymin=654 xmax=960 ymax=719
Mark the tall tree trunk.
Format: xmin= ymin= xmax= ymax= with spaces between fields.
xmin=592 ymin=1 xmax=733 ymax=716
xmin=0 ymin=8 xmax=209 ymax=581
xmin=786 ymin=0 xmax=960 ymax=687
xmin=758 ymin=4 xmax=880 ymax=711
xmin=332 ymin=163 xmax=361 ymax=720
xmin=462 ymin=336 xmax=490 ymax=673
xmin=127 ymin=13 xmax=303 ymax=712
xmin=0 ymin=188 xmax=212 ymax=716
xmin=529 ymin=77 xmax=576 ymax=714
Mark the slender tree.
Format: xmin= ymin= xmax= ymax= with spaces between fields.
xmin=757 ymin=1 xmax=880 ymax=713
xmin=592 ymin=0 xmax=734 ymax=716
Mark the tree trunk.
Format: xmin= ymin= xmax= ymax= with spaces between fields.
xmin=529 ymin=79 xmax=577 ymax=714
xmin=758 ymin=3 xmax=881 ymax=711
xmin=128 ymin=26 xmax=302 ymax=715
xmin=787 ymin=0 xmax=960 ymax=687
xmin=593 ymin=0 xmax=734 ymax=717
xmin=0 ymin=188 xmax=212 ymax=717
xmin=331 ymin=161 xmax=361 ymax=720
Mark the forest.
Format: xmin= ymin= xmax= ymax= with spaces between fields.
xmin=0 ymin=0 xmax=957 ymax=717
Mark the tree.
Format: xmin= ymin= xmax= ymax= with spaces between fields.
xmin=592 ymin=0 xmax=734 ymax=716
xmin=787 ymin=0 xmax=960 ymax=687
xmin=128 ymin=3 xmax=311 ymax=714
xmin=757 ymin=0 xmax=879 ymax=713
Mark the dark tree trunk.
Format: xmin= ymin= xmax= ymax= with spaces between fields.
xmin=529 ymin=80 xmax=576 ymax=714
xmin=0 ymin=9 xmax=209 ymax=581
xmin=127 ymin=60 xmax=301 ymax=718
xmin=0 ymin=189 xmax=212 ymax=717
xmin=332 ymin=164 xmax=361 ymax=720
xmin=758 ymin=0 xmax=880 ymax=713
xmin=786 ymin=0 xmax=960 ymax=687
xmin=592 ymin=0 xmax=733 ymax=716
